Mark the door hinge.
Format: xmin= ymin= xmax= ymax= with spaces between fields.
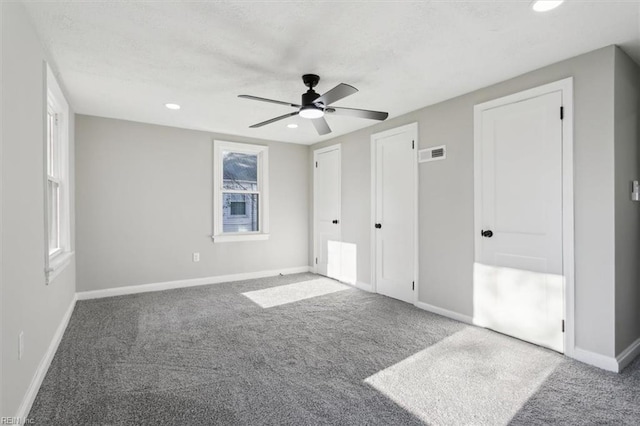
xmin=560 ymin=106 xmax=564 ymax=120
xmin=562 ymin=320 xmax=565 ymax=333
xmin=412 ymin=281 xmax=415 ymax=291
xmin=412 ymin=140 xmax=415 ymax=149
xmin=315 ymin=257 xmax=318 ymax=265
xmin=315 ymin=161 xmax=318 ymax=168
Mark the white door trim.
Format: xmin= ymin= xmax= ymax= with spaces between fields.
xmin=473 ymin=77 xmax=575 ymax=357
xmin=370 ymin=122 xmax=419 ymax=304
xmin=313 ymin=144 xmax=341 ymax=274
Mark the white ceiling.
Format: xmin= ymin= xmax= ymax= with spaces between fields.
xmin=25 ymin=0 xmax=640 ymax=145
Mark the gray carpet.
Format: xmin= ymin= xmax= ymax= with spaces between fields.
xmin=28 ymin=273 xmax=640 ymax=425
xmin=365 ymin=327 xmax=563 ymax=426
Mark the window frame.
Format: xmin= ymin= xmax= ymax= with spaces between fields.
xmin=47 ymin=102 xmax=62 ymax=258
xmin=45 ymin=65 xmax=73 ymax=283
xmin=213 ymin=140 xmax=269 ymax=242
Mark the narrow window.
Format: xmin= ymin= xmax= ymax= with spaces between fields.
xmin=213 ymin=141 xmax=269 ymax=242
xmin=46 ymin=65 xmax=72 ymax=282
xmin=47 ymin=105 xmax=61 ymax=255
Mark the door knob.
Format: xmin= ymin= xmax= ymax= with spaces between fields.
xmin=375 ymin=223 xmax=382 ymax=229
xmin=332 ymin=220 xmax=339 ymax=224
xmin=481 ymin=229 xmax=493 ymax=238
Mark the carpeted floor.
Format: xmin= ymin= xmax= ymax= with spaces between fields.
xmin=29 ymin=273 xmax=640 ymax=425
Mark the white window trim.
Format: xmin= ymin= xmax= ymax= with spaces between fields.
xmin=45 ymin=64 xmax=73 ymax=284
xmin=47 ymin=251 xmax=74 ymax=283
xmin=212 ymin=140 xmax=269 ymax=243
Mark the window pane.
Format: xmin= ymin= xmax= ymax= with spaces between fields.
xmin=223 ymin=152 xmax=258 ymax=190
xmin=223 ymin=193 xmax=258 ymax=233
xmin=230 ymin=201 xmax=246 ymax=216
xmin=48 ymin=180 xmax=60 ymax=253
xmin=47 ymin=110 xmax=55 ymax=176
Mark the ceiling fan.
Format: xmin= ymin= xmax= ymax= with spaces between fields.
xmin=238 ymin=74 xmax=388 ymax=136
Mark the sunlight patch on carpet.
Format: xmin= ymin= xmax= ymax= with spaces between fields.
xmin=365 ymin=327 xmax=562 ymax=426
xmin=242 ymin=278 xmax=349 ymax=308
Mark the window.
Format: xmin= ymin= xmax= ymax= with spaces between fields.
xmin=47 ymin=104 xmax=62 ymax=255
xmin=45 ymin=65 xmax=73 ymax=283
xmin=213 ymin=141 xmax=269 ymax=242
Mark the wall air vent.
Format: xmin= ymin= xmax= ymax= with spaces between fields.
xmin=418 ymin=145 xmax=446 ymax=163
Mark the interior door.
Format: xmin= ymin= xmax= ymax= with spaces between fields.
xmin=373 ymin=125 xmax=416 ymax=303
xmin=314 ymin=146 xmax=341 ymax=279
xmin=474 ymin=90 xmax=564 ymax=352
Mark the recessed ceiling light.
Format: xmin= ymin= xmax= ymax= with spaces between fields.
xmin=287 ymin=123 xmax=298 ymax=129
xmin=165 ymin=103 xmax=181 ymax=110
xmin=531 ymin=0 xmax=564 ymax=12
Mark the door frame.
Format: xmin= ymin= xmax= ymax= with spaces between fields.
xmin=473 ymin=77 xmax=575 ymax=356
xmin=370 ymin=122 xmax=419 ymax=304
xmin=313 ymin=143 xmax=341 ymax=275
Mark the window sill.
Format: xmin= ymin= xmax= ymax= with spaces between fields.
xmin=212 ymin=234 xmax=270 ymax=243
xmin=47 ymin=251 xmax=74 ymax=284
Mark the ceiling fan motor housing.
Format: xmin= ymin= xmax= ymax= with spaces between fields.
xmin=302 ymin=74 xmax=323 ymax=109
xmin=302 ymin=90 xmax=322 ymax=107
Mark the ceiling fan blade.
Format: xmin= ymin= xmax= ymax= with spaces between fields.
xmin=239 ymin=95 xmax=301 ymax=108
xmin=249 ymin=112 xmax=299 ymax=128
xmin=314 ymin=83 xmax=358 ymax=106
xmin=311 ymin=117 xmax=331 ymax=135
xmin=327 ymin=106 xmax=388 ymax=121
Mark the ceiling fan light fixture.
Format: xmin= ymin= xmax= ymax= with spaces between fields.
xmin=531 ymin=0 xmax=564 ymax=12
xmin=299 ymin=106 xmax=324 ymax=119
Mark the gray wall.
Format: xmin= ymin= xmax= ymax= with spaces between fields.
xmin=75 ymin=116 xmax=309 ymax=292
xmin=311 ymin=46 xmax=619 ymax=358
xmin=614 ymin=48 xmax=640 ymax=356
xmin=1 ymin=2 xmax=77 ymax=416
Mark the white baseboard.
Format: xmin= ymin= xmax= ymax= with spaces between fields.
xmin=15 ymin=293 xmax=77 ymax=420
xmin=616 ymin=337 xmax=640 ymax=372
xmin=572 ymin=346 xmax=619 ymax=372
xmin=414 ymin=301 xmax=473 ymax=324
xmin=355 ymin=281 xmax=373 ymax=292
xmin=76 ymin=266 xmax=312 ymax=300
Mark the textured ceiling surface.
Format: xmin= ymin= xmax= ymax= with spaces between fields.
xmin=24 ymin=0 xmax=640 ymax=145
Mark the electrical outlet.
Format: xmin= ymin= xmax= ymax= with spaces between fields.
xmin=192 ymin=252 xmax=200 ymax=262
xmin=19 ymin=331 xmax=24 ymax=360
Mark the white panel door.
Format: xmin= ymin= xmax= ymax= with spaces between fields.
xmin=374 ymin=127 xmax=416 ymax=303
xmin=475 ymin=91 xmax=564 ymax=352
xmin=314 ymin=147 xmax=341 ymax=279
